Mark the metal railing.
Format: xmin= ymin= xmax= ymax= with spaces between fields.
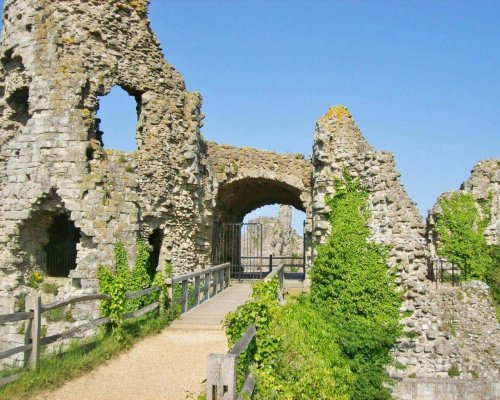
xmin=430 ymin=258 xmax=469 ymax=288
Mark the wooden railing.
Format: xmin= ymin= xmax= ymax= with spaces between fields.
xmin=206 ymin=264 xmax=285 ymax=400
xmin=265 ymin=264 xmax=285 ymax=302
xmin=0 ymin=262 xmax=232 ymax=387
xmin=207 ymin=324 xmax=257 ymax=400
xmin=167 ymin=262 xmax=231 ymax=314
xmin=0 ymin=288 xmax=159 ymax=379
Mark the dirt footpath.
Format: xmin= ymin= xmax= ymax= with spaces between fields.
xmin=35 ymin=284 xmax=252 ymax=400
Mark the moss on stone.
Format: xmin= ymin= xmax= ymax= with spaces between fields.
xmin=320 ymin=105 xmax=351 ymax=123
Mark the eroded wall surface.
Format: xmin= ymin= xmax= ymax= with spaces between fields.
xmin=0 ymin=0 xmax=209 ymax=359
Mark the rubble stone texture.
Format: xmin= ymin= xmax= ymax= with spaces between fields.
xmin=0 ymin=0 xmax=498 ymax=393
xmin=241 ymin=205 xmax=303 ymax=259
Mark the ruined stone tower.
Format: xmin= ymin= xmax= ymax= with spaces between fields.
xmin=0 ymin=0 xmax=209 ymax=337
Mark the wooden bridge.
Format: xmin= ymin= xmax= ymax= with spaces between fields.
xmin=0 ymin=263 xmax=289 ymax=399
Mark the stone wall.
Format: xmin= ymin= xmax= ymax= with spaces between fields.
xmin=0 ymin=0 xmax=208 ymax=361
xmin=311 ymin=105 xmax=429 ymax=298
xmin=392 ymin=378 xmax=500 ymax=400
xmin=427 ymin=159 xmax=500 ymax=258
xmin=390 ymin=281 xmax=500 ymax=381
xmin=242 ymin=205 xmax=303 ymax=258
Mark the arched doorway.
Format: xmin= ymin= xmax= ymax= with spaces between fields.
xmin=148 ymin=228 xmax=163 ymax=279
xmin=212 ymin=177 xmax=309 ymax=279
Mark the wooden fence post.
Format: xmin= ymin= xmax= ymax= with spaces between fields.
xmin=24 ymin=295 xmax=41 ymax=370
xmin=206 ymin=353 xmax=237 ymax=400
xmin=166 ymin=278 xmax=174 ymax=317
xmin=194 ymin=276 xmax=201 ymax=306
xmin=225 ymin=265 xmax=230 ymax=288
xmin=204 ymin=272 xmax=210 ymax=301
xmin=181 ymin=280 xmax=189 ymax=313
xmin=213 ymin=270 xmax=219 ymax=296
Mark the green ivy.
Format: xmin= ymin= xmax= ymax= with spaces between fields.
xmin=485 ymin=245 xmax=500 ymax=319
xmin=224 ymin=277 xmax=282 ymax=392
xmin=435 ymin=192 xmax=493 ymax=280
xmin=310 ymin=169 xmax=402 ymax=400
xmin=98 ymin=240 xmax=156 ymax=335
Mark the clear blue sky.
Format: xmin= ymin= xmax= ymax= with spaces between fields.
xmin=3 ymin=1 xmax=499 ymax=232
xmin=144 ymin=0 xmax=499 ymax=220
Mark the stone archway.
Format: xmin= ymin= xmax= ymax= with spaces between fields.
xmin=215 ymin=177 xmax=306 ymax=223
xmin=205 ymin=142 xmax=313 ymax=272
xmin=17 ymin=190 xmax=81 ymax=278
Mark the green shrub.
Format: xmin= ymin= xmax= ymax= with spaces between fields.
xmin=310 ymin=169 xmax=402 ymax=400
xmin=97 ymin=240 xmax=156 ymax=335
xmin=262 ymin=296 xmax=354 ymax=400
xmin=435 ymin=192 xmax=493 ymax=280
xmin=26 ymin=271 xmax=44 ymax=289
xmin=485 ymin=244 xmax=500 ymax=319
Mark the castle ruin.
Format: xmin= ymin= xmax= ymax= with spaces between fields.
xmin=0 ymin=0 xmax=498 ymax=397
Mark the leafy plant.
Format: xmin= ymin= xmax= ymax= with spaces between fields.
xmin=97 ymin=240 xmax=155 ymax=335
xmin=448 ymin=362 xmax=460 ymax=377
xmin=41 ymin=282 xmax=59 ymax=296
xmin=485 ymin=244 xmax=500 ymax=319
xmin=26 ymin=271 xmax=44 ymax=289
xmin=310 ymin=169 xmax=402 ymax=400
xmin=435 ymin=192 xmax=492 ymax=280
xmin=44 ymin=307 xmax=65 ymax=323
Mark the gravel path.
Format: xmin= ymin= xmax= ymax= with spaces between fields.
xmin=35 ymin=284 xmax=252 ymax=400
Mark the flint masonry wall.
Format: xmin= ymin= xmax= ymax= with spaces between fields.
xmin=312 ymin=106 xmax=429 ymax=293
xmin=0 ymin=0 xmax=209 ymax=360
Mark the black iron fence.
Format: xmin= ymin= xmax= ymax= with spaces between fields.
xmin=430 ymin=258 xmax=469 ymax=288
xmin=212 ymin=222 xmax=306 ymax=280
xmin=44 ymin=242 xmax=78 ymax=277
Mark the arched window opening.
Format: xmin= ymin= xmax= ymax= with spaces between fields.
xmin=96 ymin=85 xmax=141 ymax=152
xmin=148 ymin=228 xmax=163 ymax=279
xmin=45 ymin=214 xmax=81 ymax=277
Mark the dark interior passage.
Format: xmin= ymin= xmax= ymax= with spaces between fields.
xmin=45 ymin=214 xmax=80 ymax=277
xmin=148 ymin=228 xmax=163 ymax=279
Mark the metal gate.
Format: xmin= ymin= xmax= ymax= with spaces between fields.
xmin=44 ymin=242 xmax=77 ymax=277
xmin=212 ymin=222 xmax=265 ymax=279
xmin=212 ymin=221 xmax=307 ymax=280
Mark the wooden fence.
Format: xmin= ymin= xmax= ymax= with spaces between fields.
xmin=0 ymin=262 xmax=232 ymax=387
xmin=206 ymin=264 xmax=284 ymax=400
xmin=167 ymin=262 xmax=231 ymax=314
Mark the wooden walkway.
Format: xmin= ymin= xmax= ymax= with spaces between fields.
xmin=35 ymin=283 xmax=252 ymax=400
xmin=170 ymin=283 xmax=252 ymax=330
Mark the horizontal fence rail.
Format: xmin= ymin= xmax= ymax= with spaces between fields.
xmin=0 ymin=262 xmax=232 ymax=387
xmin=167 ymin=262 xmax=231 ymax=315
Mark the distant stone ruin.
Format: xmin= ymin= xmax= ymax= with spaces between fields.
xmin=0 ymin=1 xmax=498 ymax=396
xmin=242 ymin=205 xmax=303 ymax=259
